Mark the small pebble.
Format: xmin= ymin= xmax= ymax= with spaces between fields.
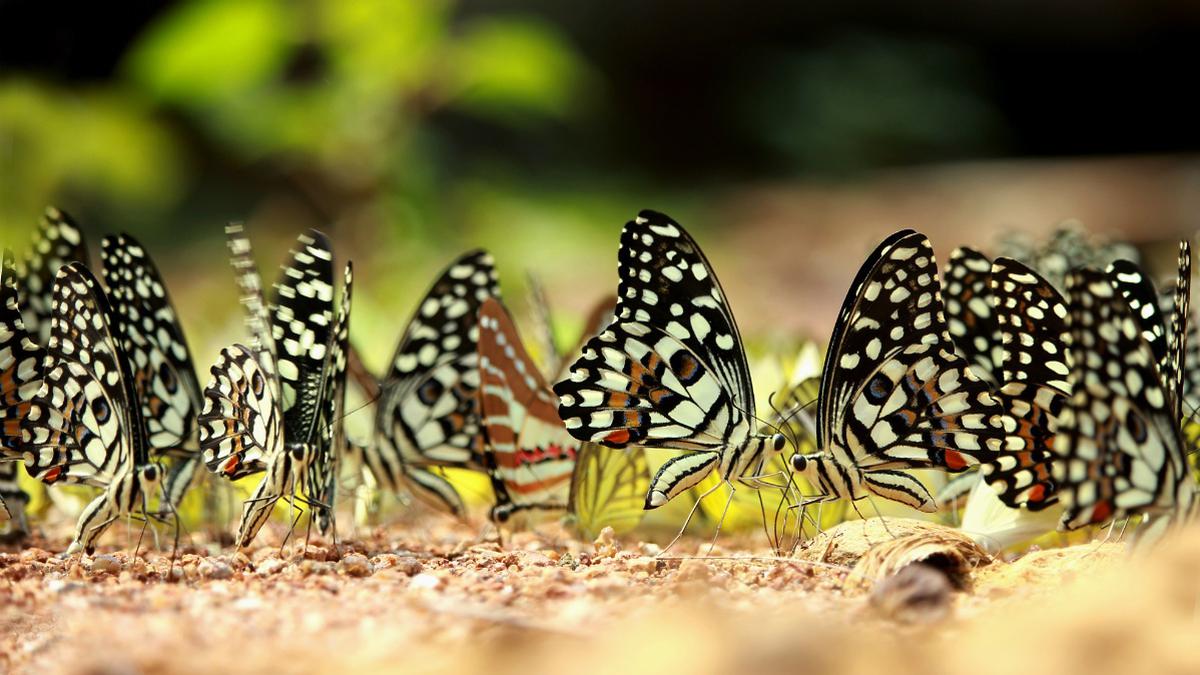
xmin=197 ymin=560 xmax=234 ymax=580
xmin=410 ymin=573 xmax=442 ymax=590
xmin=90 ymin=555 xmax=121 ymax=574
xmin=338 ymin=554 xmax=373 ymax=577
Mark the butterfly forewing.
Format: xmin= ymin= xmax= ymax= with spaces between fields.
xmin=0 ymin=250 xmax=41 ymax=529
xmin=370 ymin=250 xmax=499 ymax=496
xmin=979 ymin=257 xmax=1071 ymax=510
xmin=306 ymin=262 xmax=353 ymax=532
xmin=1107 ymin=259 xmax=1168 ymax=371
xmin=554 ymin=211 xmax=756 ymax=452
xmin=818 ymin=230 xmax=1002 ymax=471
xmin=18 ymin=207 xmax=90 ymax=346
xmin=944 ymin=247 xmax=1001 ymax=383
xmin=478 ymin=298 xmax=578 ymax=520
xmin=271 ymin=231 xmax=337 ymax=443
xmin=101 ymin=234 xmax=203 ymax=505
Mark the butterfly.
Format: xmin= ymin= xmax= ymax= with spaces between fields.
xmin=17 ymin=207 xmax=90 ymax=347
xmin=478 ymin=294 xmax=648 ymax=535
xmin=554 ymin=211 xmax=785 ymax=514
xmin=20 ymin=263 xmax=165 ymax=554
xmin=787 ymin=229 xmax=1012 ymax=513
xmin=977 ymin=256 xmax=1072 ymax=511
xmin=0 ymin=250 xmax=42 ymax=536
xmin=100 ymin=234 xmax=205 ymax=511
xmin=199 ymin=226 xmax=351 ymax=547
xmin=1052 ymin=243 xmax=1194 ymax=533
xmin=361 ymin=250 xmax=499 ymax=516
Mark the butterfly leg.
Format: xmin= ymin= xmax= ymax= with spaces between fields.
xmin=705 ymin=481 xmax=738 ymax=556
xmin=658 ymin=473 xmax=725 ymax=557
xmin=68 ymin=492 xmax=122 ymax=556
xmin=237 ymin=474 xmax=286 ymax=551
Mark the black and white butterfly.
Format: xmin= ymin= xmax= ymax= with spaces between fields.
xmin=100 ymin=234 xmax=205 ymax=510
xmin=361 ymin=250 xmax=499 ymax=516
xmin=17 ymin=207 xmax=90 ymax=347
xmin=977 ymin=257 xmax=1072 ymax=511
xmin=0 ymin=250 xmax=42 ymax=536
xmin=944 ymin=247 xmax=1003 ymax=385
xmin=554 ymin=211 xmax=786 ymax=513
xmin=20 ymin=263 xmax=165 ymax=554
xmin=199 ymin=226 xmax=351 ymax=547
xmin=1052 ymin=244 xmax=1194 ymax=534
xmin=788 ymin=230 xmax=1014 ymax=513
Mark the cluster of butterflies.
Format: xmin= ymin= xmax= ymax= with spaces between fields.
xmin=1 ymin=206 xmax=1196 ymax=556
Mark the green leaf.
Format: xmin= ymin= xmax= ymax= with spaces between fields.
xmin=124 ymin=0 xmax=294 ymax=106
xmin=450 ymin=17 xmax=592 ymax=123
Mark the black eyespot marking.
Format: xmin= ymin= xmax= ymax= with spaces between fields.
xmin=91 ymin=398 xmax=111 ymax=423
xmin=865 ymin=373 xmax=891 ymax=404
xmin=419 ymin=379 xmax=445 ymax=405
xmin=670 ymin=351 xmax=703 ymax=386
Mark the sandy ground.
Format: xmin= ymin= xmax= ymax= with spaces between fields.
xmin=3 ymin=516 xmax=1199 ymax=675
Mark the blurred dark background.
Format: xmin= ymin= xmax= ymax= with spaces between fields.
xmin=3 ymin=0 xmax=1199 ymax=348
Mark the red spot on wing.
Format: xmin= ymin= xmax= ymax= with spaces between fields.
xmin=1026 ymin=484 xmax=1046 ymax=503
xmin=944 ymin=450 xmax=968 ymax=470
xmin=604 ymin=429 xmax=631 ymax=446
xmin=222 ymin=455 xmax=241 ymax=476
xmin=1091 ymin=500 xmax=1113 ymax=524
xmin=43 ymin=466 xmax=63 ymax=483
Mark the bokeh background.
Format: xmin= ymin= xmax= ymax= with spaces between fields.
xmin=3 ymin=0 xmax=1200 ymax=360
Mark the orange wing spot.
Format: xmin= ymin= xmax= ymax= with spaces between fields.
xmin=944 ymin=450 xmax=968 ymax=470
xmin=622 ymin=410 xmax=643 ymax=426
xmin=608 ymin=392 xmax=630 ymax=408
xmin=1026 ymin=484 xmax=1046 ymax=503
xmin=43 ymin=466 xmax=63 ymax=483
xmin=604 ymin=429 xmax=631 ymax=445
xmin=222 ymin=455 xmax=241 ymax=476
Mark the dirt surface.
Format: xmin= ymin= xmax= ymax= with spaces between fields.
xmin=1 ymin=518 xmax=1197 ymax=675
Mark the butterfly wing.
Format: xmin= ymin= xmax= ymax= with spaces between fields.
xmin=224 ymin=224 xmax=279 ymax=395
xmin=101 ymin=234 xmax=203 ymax=506
xmin=568 ymin=442 xmax=649 ymax=539
xmin=944 ymin=246 xmax=1001 ymax=384
xmin=21 ymin=263 xmax=144 ymax=487
xmin=199 ymin=345 xmax=284 ymax=479
xmin=270 ymin=230 xmax=337 ymax=445
xmin=367 ymin=250 xmax=499 ymax=513
xmin=555 ymin=210 xmax=757 ymax=452
xmin=1107 ymin=259 xmax=1168 ymax=371
xmin=1053 ymin=268 xmax=1191 ymax=529
xmin=817 ymin=230 xmax=1004 ymax=473
xmin=307 ymin=262 xmax=352 ymax=534
xmin=0 ymin=251 xmax=41 ymax=529
xmin=980 ymin=257 xmax=1071 ymax=510
xmin=478 ymin=298 xmax=578 ymax=522
xmin=18 ymin=207 xmax=90 ymax=347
